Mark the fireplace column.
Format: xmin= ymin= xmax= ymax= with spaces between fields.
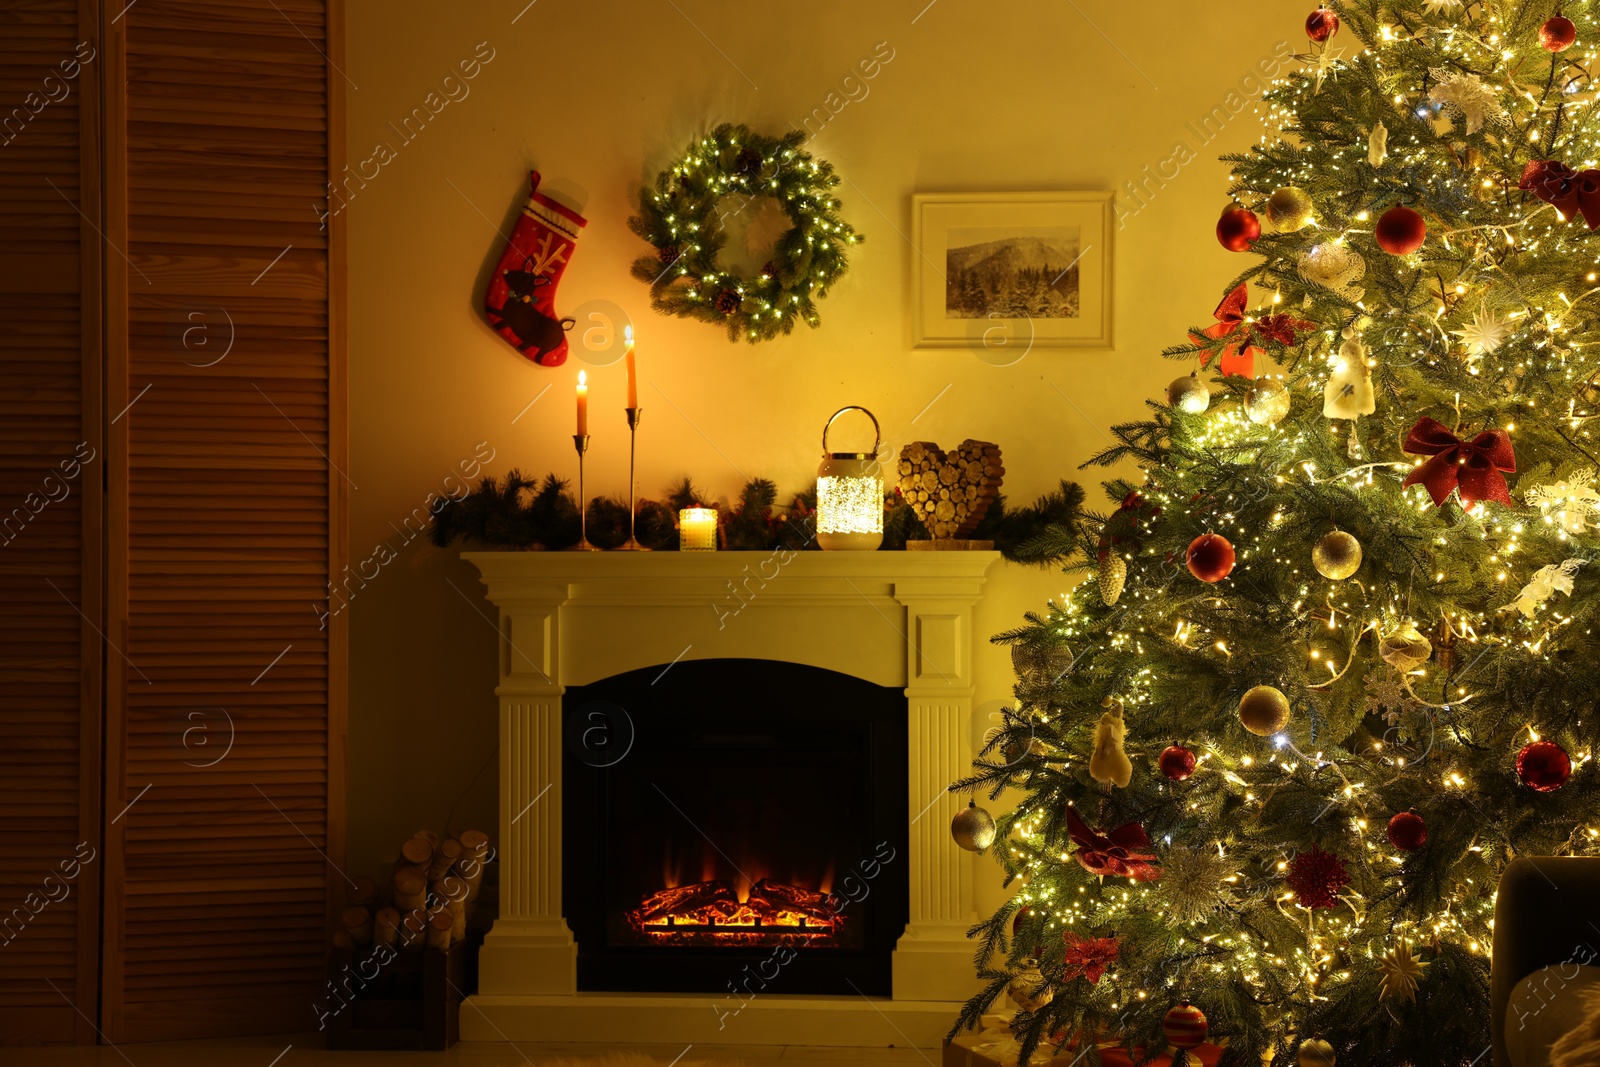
xmin=475 ymin=581 xmax=579 ymax=996
xmin=890 ymin=578 xmax=985 ymax=1002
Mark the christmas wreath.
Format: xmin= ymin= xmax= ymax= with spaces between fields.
xmin=629 ymin=123 xmax=862 ymax=343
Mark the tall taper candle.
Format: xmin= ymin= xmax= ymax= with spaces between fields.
xmin=624 ymin=325 xmax=637 ymax=409
xmin=576 ymin=369 xmax=588 ymax=435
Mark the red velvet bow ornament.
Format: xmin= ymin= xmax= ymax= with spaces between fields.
xmin=1401 ymin=416 xmax=1517 ymax=508
xmin=1520 ymin=160 xmax=1600 ymax=230
xmin=1190 ymin=284 xmax=1313 ymax=378
xmin=1065 ymin=805 xmax=1162 ymax=882
xmin=1061 ymin=930 xmax=1120 ymax=985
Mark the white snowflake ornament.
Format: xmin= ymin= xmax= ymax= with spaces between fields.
xmin=1452 ymin=306 xmax=1513 ymax=356
xmin=1423 ymin=0 xmax=1464 ymax=14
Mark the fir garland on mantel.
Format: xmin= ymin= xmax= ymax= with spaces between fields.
xmin=428 ymin=470 xmax=1084 ymax=563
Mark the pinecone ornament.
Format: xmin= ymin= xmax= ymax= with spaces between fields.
xmin=1097 ymin=552 xmax=1127 ymax=605
xmin=714 ymin=288 xmax=741 ymax=315
xmin=656 ymin=244 xmax=680 ymax=264
xmin=735 ymin=146 xmax=762 ymax=177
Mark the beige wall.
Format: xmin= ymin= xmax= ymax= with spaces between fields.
xmin=345 ymin=0 xmax=1294 ymax=914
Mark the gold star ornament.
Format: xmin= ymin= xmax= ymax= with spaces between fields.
xmin=1378 ymin=941 xmax=1429 ymax=1002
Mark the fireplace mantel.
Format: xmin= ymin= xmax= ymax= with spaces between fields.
xmin=461 ymin=549 xmax=1000 ymax=1044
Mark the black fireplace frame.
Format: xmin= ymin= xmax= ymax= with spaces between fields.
xmin=562 ymin=657 xmax=909 ymax=996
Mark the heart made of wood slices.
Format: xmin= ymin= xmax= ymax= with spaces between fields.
xmin=897 ymin=440 xmax=1004 ymax=539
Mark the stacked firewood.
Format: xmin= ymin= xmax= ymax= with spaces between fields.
xmin=333 ymin=829 xmax=491 ymax=953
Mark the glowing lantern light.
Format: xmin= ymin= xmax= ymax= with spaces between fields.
xmin=816 ymin=406 xmax=883 ymax=551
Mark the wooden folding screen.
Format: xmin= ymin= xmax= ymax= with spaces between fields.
xmin=1 ymin=0 xmax=345 ymax=1044
xmin=0 ymin=0 xmax=104 ymax=1045
xmin=98 ymin=0 xmax=346 ymax=1041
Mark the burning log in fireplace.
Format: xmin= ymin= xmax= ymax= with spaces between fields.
xmin=626 ymin=878 xmax=843 ymax=942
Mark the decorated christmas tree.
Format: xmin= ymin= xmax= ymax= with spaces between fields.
xmin=954 ymin=3 xmax=1600 ymax=1065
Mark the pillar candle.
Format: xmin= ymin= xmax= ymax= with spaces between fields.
xmin=624 ymin=325 xmax=637 ymax=410
xmin=678 ymin=507 xmax=717 ymax=551
xmin=576 ymin=370 xmax=589 ymax=435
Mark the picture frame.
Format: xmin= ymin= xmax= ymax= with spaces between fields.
xmin=911 ymin=191 xmax=1113 ymax=350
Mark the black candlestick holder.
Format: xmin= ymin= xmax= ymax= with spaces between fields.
xmin=616 ymin=407 xmax=649 ymax=551
xmin=571 ymin=434 xmax=601 ymax=551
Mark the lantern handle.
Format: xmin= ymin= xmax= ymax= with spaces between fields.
xmin=822 ymin=406 xmax=881 ymax=457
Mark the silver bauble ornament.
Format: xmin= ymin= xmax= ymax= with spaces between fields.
xmin=1097 ymin=552 xmax=1127 ymax=605
xmin=1379 ymin=622 xmax=1432 ymax=673
xmin=1244 ymin=378 xmax=1292 ymax=425
xmin=1265 ymin=186 xmax=1315 ymax=232
xmin=1312 ymin=530 xmax=1363 ymax=580
xmin=1167 ymin=374 xmax=1210 ymax=414
xmin=951 ymin=800 xmax=997 ymax=852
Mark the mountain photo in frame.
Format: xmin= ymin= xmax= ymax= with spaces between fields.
xmin=912 ymin=191 xmax=1112 ymax=349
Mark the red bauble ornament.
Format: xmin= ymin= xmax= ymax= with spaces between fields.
xmin=1305 ymin=6 xmax=1340 ymax=43
xmin=1186 ymin=533 xmax=1236 ymax=583
xmin=1163 ymin=1002 xmax=1208 ymax=1050
xmin=1012 ymin=905 xmax=1031 ymax=936
xmin=1375 ymin=205 xmax=1427 ymax=255
xmin=1541 ymin=15 xmax=1578 ymax=52
xmin=1216 ymin=205 xmax=1261 ymax=252
xmin=1387 ymin=811 xmax=1428 ymax=852
xmin=1518 ymin=739 xmax=1573 ymax=792
xmin=1286 ymin=845 xmax=1351 ymax=909
xmin=1159 ymin=743 xmax=1198 ymax=782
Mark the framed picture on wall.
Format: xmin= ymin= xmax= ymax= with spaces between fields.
xmin=911 ymin=191 xmax=1113 ymax=350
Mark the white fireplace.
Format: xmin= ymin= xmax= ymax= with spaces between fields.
xmin=460 ymin=549 xmax=998 ymax=1046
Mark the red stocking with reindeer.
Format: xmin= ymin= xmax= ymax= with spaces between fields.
xmin=484 ymin=171 xmax=588 ymax=367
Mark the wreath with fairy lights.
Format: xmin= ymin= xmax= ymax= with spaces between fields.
xmin=628 ymin=123 xmax=862 ymax=344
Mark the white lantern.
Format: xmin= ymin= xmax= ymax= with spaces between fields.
xmin=816 ymin=406 xmax=883 ymax=551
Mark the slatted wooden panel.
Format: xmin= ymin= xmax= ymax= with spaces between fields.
xmin=0 ymin=0 xmax=103 ymax=1046
xmin=102 ymin=0 xmax=346 ymax=1041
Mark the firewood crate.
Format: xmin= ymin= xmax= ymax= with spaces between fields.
xmin=324 ymin=939 xmax=469 ymax=1051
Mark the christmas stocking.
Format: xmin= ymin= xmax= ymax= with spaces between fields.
xmin=484 ymin=170 xmax=588 ymax=366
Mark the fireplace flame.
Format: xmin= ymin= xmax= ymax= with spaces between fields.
xmin=626 ymin=878 xmax=843 ymax=945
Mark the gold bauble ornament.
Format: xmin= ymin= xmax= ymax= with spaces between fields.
xmin=1298 ymin=1036 xmax=1337 ymax=1067
xmin=1379 ymin=622 xmax=1433 ymax=673
xmin=951 ymin=800 xmax=997 ymax=852
xmin=1006 ymin=957 xmax=1054 ymax=1013
xmin=1312 ymin=530 xmax=1363 ymax=580
xmin=1167 ymin=374 xmax=1210 ymax=414
xmin=1244 ymin=378 xmax=1291 ymax=425
xmin=1265 ymin=186 xmax=1315 ymax=232
xmin=1238 ymin=685 xmax=1291 ymax=736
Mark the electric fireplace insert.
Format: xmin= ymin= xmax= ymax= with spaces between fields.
xmin=563 ymin=658 xmax=909 ymax=995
